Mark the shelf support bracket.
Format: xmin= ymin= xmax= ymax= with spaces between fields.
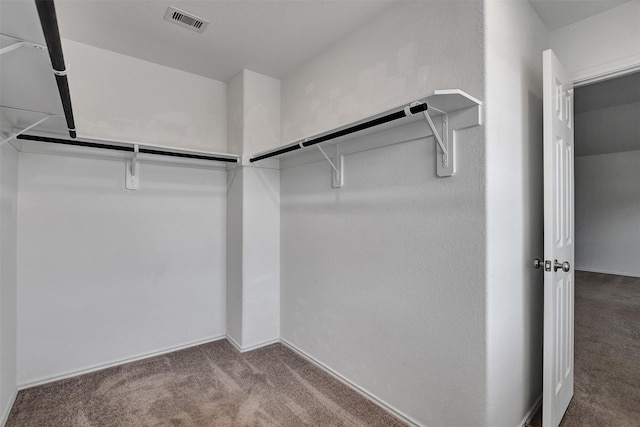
xmin=126 ymin=144 xmax=139 ymax=190
xmin=0 ymin=41 xmax=25 ymax=56
xmin=0 ymin=114 xmax=55 ymax=147
xmin=0 ymin=38 xmax=47 ymax=57
xmin=423 ymin=110 xmax=454 ymax=177
xmin=317 ymin=144 xmax=344 ymax=188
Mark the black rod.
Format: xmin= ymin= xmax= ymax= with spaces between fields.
xmin=34 ymin=0 xmax=76 ymax=138
xmin=139 ymin=147 xmax=237 ymax=162
xmin=17 ymin=134 xmax=239 ymax=163
xmin=18 ymin=134 xmax=130 ymax=152
xmin=250 ymin=102 xmax=428 ymax=162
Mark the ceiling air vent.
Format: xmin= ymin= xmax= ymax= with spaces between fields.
xmin=163 ymin=6 xmax=209 ymax=33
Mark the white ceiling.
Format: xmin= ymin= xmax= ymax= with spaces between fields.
xmin=528 ymin=0 xmax=630 ymax=31
xmin=51 ymin=0 xmax=396 ymax=82
xmin=2 ymin=0 xmax=632 ymax=84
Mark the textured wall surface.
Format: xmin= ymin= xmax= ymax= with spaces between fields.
xmin=281 ymin=1 xmax=484 ymax=143
xmin=281 ymin=126 xmax=486 ymax=426
xmin=226 ymin=166 xmax=281 ymax=350
xmin=226 ymin=166 xmax=244 ymax=345
xmin=226 ymin=69 xmax=281 ymax=350
xmin=484 ymin=0 xmax=548 ymax=425
xmin=17 ymin=152 xmax=227 ymax=385
xmin=279 ymin=2 xmax=486 ymax=425
xmin=240 ymin=166 xmax=280 ymax=348
xmin=575 ymin=151 xmax=640 ymax=277
xmin=62 ymin=39 xmax=228 ymax=152
xmin=0 ymin=144 xmax=19 ymax=424
xmin=242 ymin=70 xmax=281 ymax=155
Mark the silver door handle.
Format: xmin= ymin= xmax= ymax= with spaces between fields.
xmin=533 ymin=258 xmax=542 ymax=269
xmin=554 ymin=260 xmax=570 ymax=272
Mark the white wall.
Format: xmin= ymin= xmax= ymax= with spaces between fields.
xmin=281 ymin=0 xmax=483 ymax=143
xmin=226 ymin=166 xmax=244 ymax=344
xmin=238 ymin=70 xmax=280 ymax=349
xmin=239 ymin=166 xmax=280 ymax=348
xmin=0 ymin=143 xmax=19 ymax=424
xmin=575 ymin=150 xmax=640 ymax=277
xmin=62 ymin=39 xmax=228 ymax=152
xmin=227 ymin=166 xmax=282 ymax=351
xmin=484 ymin=1 xmax=548 ymax=425
xmin=17 ymin=151 xmax=227 ymax=385
xmin=227 ymin=72 xmax=244 ymax=156
xmin=226 ymin=71 xmax=244 ymax=345
xmin=226 ymin=69 xmax=281 ymax=350
xmin=243 ymin=70 xmax=281 ymax=154
xmin=227 ymin=69 xmax=281 ymax=155
xmin=549 ymin=1 xmax=640 ymax=82
xmin=279 ymin=2 xmax=487 ymax=425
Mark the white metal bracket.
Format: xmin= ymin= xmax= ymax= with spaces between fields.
xmin=423 ymin=110 xmax=454 ymax=177
xmin=0 ymin=41 xmax=26 ymax=56
xmin=0 ymin=39 xmax=46 ymax=57
xmin=126 ymin=144 xmax=139 ymax=190
xmin=317 ymin=144 xmax=344 ymax=188
xmin=0 ymin=115 xmax=55 ymax=146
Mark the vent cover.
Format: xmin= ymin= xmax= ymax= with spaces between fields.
xmin=163 ymin=6 xmax=209 ymax=33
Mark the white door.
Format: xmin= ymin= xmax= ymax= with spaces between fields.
xmin=542 ymin=49 xmax=575 ymax=427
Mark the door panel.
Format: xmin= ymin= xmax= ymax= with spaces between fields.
xmin=543 ymin=49 xmax=575 ymax=427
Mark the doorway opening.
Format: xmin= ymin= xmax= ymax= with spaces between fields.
xmin=568 ymin=70 xmax=640 ymax=424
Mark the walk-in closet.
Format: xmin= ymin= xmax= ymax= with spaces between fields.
xmin=1 ymin=1 xmax=638 ymax=426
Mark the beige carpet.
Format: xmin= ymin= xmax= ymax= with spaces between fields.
xmin=7 ymin=341 xmax=405 ymax=426
xmin=527 ymin=271 xmax=640 ymax=426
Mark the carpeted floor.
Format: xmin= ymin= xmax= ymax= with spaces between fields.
xmin=7 ymin=341 xmax=405 ymax=426
xmin=10 ymin=271 xmax=639 ymax=427
xmin=527 ymin=271 xmax=640 ymax=427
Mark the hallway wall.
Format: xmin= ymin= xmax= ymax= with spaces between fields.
xmin=575 ymin=150 xmax=640 ymax=277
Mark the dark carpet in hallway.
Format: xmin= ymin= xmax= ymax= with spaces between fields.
xmin=7 ymin=340 xmax=404 ymax=426
xmin=528 ymin=271 xmax=640 ymax=426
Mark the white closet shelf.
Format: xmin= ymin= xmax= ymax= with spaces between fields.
xmin=0 ymin=32 xmax=66 ymax=142
xmin=1 ymin=0 xmax=78 ymax=140
xmin=426 ymin=89 xmax=483 ymax=113
xmin=249 ymin=89 xmax=482 ymax=182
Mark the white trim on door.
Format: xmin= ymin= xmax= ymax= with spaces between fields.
xmin=572 ymin=54 xmax=640 ymax=86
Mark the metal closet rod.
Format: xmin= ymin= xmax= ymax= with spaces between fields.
xmin=17 ymin=134 xmax=239 ymax=163
xmin=35 ymin=0 xmax=76 ymax=138
xmin=250 ymin=102 xmax=429 ymax=162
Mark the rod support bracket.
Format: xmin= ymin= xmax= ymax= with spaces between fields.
xmin=423 ymin=110 xmax=454 ymax=177
xmin=126 ymin=144 xmax=139 ymax=190
xmin=317 ymin=145 xmax=344 ymax=188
